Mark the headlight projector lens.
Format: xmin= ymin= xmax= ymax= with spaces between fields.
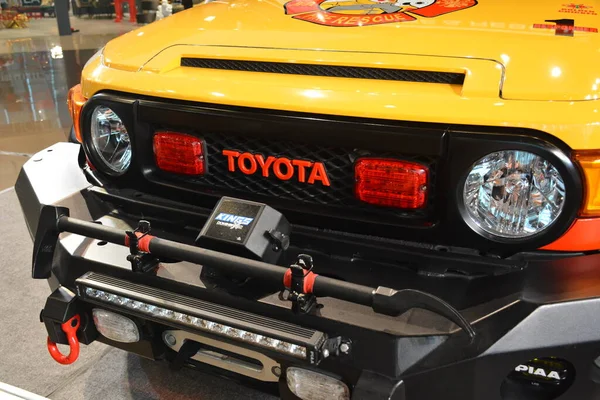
xmin=463 ymin=150 xmax=566 ymax=239
xmin=90 ymin=105 xmax=132 ymax=174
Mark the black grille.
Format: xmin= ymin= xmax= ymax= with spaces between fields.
xmin=180 ymin=58 xmax=465 ymax=85
xmin=154 ymin=129 xmax=437 ymax=219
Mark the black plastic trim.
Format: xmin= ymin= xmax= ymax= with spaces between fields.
xmin=180 ymin=58 xmax=466 ymax=85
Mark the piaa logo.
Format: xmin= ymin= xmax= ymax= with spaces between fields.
xmin=284 ymin=0 xmax=477 ymax=27
xmin=515 ymin=365 xmax=562 ymax=380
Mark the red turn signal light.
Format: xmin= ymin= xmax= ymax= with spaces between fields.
xmin=153 ymin=132 xmax=205 ymax=175
xmin=354 ymin=158 xmax=428 ymax=209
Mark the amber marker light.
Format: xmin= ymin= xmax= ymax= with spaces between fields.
xmin=574 ymin=150 xmax=600 ymax=217
xmin=67 ymin=84 xmax=87 ymax=143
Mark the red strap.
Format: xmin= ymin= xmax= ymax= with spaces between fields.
xmin=124 ymin=232 xmax=155 ymax=252
xmin=283 ymin=269 xmax=318 ymax=294
xmin=304 ymin=271 xmax=317 ymax=294
xmin=137 ymin=234 xmax=154 ymax=252
xmin=47 ymin=315 xmax=80 ymax=365
xmin=283 ymin=269 xmax=292 ymax=288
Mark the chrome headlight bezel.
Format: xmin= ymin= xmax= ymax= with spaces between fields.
xmin=456 ymin=140 xmax=583 ymax=245
xmin=81 ymin=96 xmax=135 ymax=177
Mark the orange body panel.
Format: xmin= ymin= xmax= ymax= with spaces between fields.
xmin=543 ymin=218 xmax=600 ymax=252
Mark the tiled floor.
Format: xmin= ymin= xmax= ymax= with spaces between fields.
xmin=0 ymin=16 xmax=137 ymax=190
xmin=0 ymin=15 xmax=136 ymax=46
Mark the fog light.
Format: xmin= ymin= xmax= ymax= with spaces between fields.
xmin=153 ymin=131 xmax=205 ymax=175
xmin=92 ymin=308 xmax=140 ymax=343
xmin=355 ymin=158 xmax=428 ymax=209
xmin=286 ymin=368 xmax=350 ymax=400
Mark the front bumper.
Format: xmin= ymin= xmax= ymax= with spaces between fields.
xmin=15 ymin=142 xmax=600 ymax=400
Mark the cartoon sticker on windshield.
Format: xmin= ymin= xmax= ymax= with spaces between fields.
xmin=284 ymin=0 xmax=477 ymax=27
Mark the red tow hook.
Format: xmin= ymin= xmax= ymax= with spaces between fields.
xmin=47 ymin=314 xmax=81 ymax=365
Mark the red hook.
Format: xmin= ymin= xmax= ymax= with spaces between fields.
xmin=47 ymin=315 xmax=81 ymax=365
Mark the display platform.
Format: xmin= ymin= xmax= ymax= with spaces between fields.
xmin=0 ymin=188 xmax=274 ymax=400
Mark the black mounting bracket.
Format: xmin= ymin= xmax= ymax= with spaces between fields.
xmin=319 ymin=336 xmax=353 ymax=362
xmin=125 ymin=220 xmax=159 ymax=274
xmin=266 ymin=229 xmax=290 ymax=252
xmin=32 ymin=205 xmax=70 ymax=279
xmin=286 ymin=254 xmax=318 ymax=314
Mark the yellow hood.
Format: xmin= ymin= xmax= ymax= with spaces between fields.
xmin=101 ymin=0 xmax=600 ymax=101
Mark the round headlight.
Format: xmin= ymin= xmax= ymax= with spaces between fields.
xmin=462 ymin=150 xmax=566 ymax=239
xmin=90 ymin=105 xmax=131 ymax=174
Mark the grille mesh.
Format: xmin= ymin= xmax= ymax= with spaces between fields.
xmin=154 ymin=129 xmax=437 ymax=219
xmin=180 ymin=58 xmax=465 ymax=85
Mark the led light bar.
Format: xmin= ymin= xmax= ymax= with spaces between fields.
xmin=76 ymin=272 xmax=325 ymax=362
xmin=86 ymin=287 xmax=306 ymax=357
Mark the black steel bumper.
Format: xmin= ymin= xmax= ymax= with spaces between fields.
xmin=15 ymin=143 xmax=600 ymax=400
